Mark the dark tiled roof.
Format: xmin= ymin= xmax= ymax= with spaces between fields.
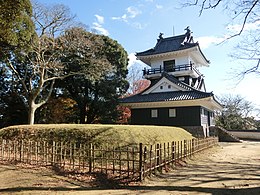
xmin=163 ymin=73 xmax=195 ymax=91
xmin=140 ymin=72 xmax=195 ymax=94
xmin=120 ymin=91 xmax=213 ymax=104
xmin=136 ymin=34 xmax=198 ymax=56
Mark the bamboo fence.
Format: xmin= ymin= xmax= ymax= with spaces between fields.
xmin=0 ymin=137 xmax=218 ymax=181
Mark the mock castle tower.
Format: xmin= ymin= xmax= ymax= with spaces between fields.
xmin=139 ymin=26 xmax=208 ymax=91
xmin=120 ymin=27 xmax=222 ymax=137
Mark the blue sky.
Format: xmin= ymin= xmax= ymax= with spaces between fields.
xmin=38 ymin=0 xmax=260 ymax=117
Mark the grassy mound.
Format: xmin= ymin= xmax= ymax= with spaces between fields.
xmin=0 ymin=124 xmax=193 ymax=146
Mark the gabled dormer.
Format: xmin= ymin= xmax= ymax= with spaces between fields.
xmin=136 ymin=27 xmax=209 ymax=92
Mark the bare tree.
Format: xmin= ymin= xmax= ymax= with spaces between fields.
xmin=5 ymin=2 xmax=76 ymax=124
xmin=182 ymin=0 xmax=260 ymax=77
xmin=32 ymin=1 xmax=75 ymax=37
xmin=126 ymin=63 xmax=150 ymax=95
xmin=215 ymin=94 xmax=257 ymax=129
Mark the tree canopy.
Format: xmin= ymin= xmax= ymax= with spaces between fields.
xmin=57 ymin=27 xmax=128 ymax=124
xmin=0 ymin=0 xmax=35 ymax=52
xmin=1 ymin=2 xmax=77 ymax=125
xmin=0 ymin=2 xmax=128 ymax=126
xmin=215 ymin=94 xmax=257 ymax=130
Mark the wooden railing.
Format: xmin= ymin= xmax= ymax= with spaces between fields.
xmin=0 ymin=137 xmax=218 ymax=182
xmin=143 ymin=63 xmax=201 ymax=77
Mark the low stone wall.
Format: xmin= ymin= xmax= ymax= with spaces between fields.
xmin=227 ymin=130 xmax=260 ymax=141
xmin=182 ymin=126 xmax=241 ymax=142
xmin=182 ymin=126 xmax=205 ymax=138
xmin=209 ymin=126 xmax=241 ymax=142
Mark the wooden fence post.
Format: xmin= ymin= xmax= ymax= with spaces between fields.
xmin=52 ymin=141 xmax=55 ymax=166
xmin=143 ymin=145 xmax=147 ymax=179
xmin=127 ymin=146 xmax=130 ymax=177
xmin=138 ymin=143 xmax=143 ymax=181
xmin=156 ymin=143 xmax=162 ymax=173
xmin=189 ymin=139 xmax=192 ymax=157
xmin=184 ymin=140 xmax=187 ymax=158
xmin=172 ymin=141 xmax=175 ymax=165
xmin=89 ymin=143 xmax=93 ymax=173
xmin=149 ymin=145 xmax=152 ymax=176
xmin=180 ymin=141 xmax=183 ymax=160
xmin=159 ymin=144 xmax=162 ymax=172
xmin=163 ymin=143 xmax=166 ymax=166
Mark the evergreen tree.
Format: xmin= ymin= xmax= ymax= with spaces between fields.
xmin=57 ymin=28 xmax=128 ymax=124
xmin=0 ymin=0 xmax=35 ymax=52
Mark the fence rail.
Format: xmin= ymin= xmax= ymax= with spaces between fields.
xmin=142 ymin=63 xmax=201 ymax=77
xmin=0 ymin=137 xmax=218 ymax=181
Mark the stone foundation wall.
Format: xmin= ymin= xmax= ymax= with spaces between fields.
xmin=182 ymin=126 xmax=205 ymax=138
xmin=209 ymin=126 xmax=240 ymax=142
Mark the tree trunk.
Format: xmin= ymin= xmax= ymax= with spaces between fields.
xmin=79 ymin=103 xmax=87 ymax=124
xmin=86 ymin=108 xmax=96 ymax=124
xmin=28 ymin=101 xmax=37 ymax=125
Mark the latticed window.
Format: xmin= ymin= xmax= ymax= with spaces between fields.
xmin=151 ymin=109 xmax=158 ymax=118
xmin=169 ymin=109 xmax=176 ymax=117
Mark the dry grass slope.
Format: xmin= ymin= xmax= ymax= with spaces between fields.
xmin=0 ymin=124 xmax=194 ymax=146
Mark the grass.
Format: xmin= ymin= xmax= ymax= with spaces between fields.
xmin=0 ymin=124 xmax=194 ymax=145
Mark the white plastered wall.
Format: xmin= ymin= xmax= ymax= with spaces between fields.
xmin=150 ymin=54 xmax=191 ymax=69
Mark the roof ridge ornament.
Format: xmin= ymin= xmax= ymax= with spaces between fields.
xmin=183 ymin=26 xmax=194 ymax=44
xmin=159 ymin=32 xmax=164 ymax=39
xmin=155 ymin=32 xmax=164 ymax=48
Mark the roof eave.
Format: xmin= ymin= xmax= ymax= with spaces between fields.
xmin=119 ymin=97 xmax=222 ymax=110
xmin=195 ymin=45 xmax=210 ymax=66
xmin=136 ymin=47 xmax=197 ymax=65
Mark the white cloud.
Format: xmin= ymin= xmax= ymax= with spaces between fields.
xmin=128 ymin=53 xmax=146 ymax=68
xmin=92 ymin=14 xmax=109 ymax=36
xmin=92 ymin=22 xmax=109 ymax=36
xmin=112 ymin=6 xmax=141 ymax=23
xmin=126 ymin=6 xmax=141 ymax=18
xmin=121 ymin=14 xmax=127 ymax=20
xmin=111 ymin=16 xmax=121 ymax=20
xmin=132 ymin=22 xmax=144 ymax=29
xmin=226 ymin=21 xmax=260 ymax=34
xmin=156 ymin=4 xmax=163 ymax=9
xmin=196 ymin=36 xmax=225 ymax=49
xmin=94 ymin=14 xmax=104 ymax=24
xmin=196 ymin=21 xmax=260 ymax=49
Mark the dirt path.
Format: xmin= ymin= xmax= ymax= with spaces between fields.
xmin=134 ymin=141 xmax=260 ymax=195
xmin=1 ymin=141 xmax=260 ymax=194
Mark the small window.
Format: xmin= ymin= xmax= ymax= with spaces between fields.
xmin=163 ymin=60 xmax=175 ymax=72
xmin=151 ymin=109 xmax=158 ymax=118
xmin=179 ymin=77 xmax=185 ymax=81
xmin=160 ymin=86 xmax=163 ymax=90
xmin=169 ymin=109 xmax=176 ymax=117
xmin=168 ymin=85 xmax=171 ymax=89
xmin=201 ymin=108 xmax=206 ymax=116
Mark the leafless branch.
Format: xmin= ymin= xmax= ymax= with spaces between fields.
xmin=182 ymin=0 xmax=259 ymax=40
xmin=242 ymin=58 xmax=260 ymax=74
xmin=37 ymin=80 xmax=55 ymax=108
xmin=32 ymin=1 xmax=75 ymax=38
xmin=225 ymin=0 xmax=259 ymax=41
xmin=6 ymin=59 xmax=29 ymax=97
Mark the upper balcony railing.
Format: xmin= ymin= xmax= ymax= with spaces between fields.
xmin=142 ymin=63 xmax=201 ymax=77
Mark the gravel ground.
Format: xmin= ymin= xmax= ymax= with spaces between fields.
xmin=1 ymin=141 xmax=260 ymax=194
